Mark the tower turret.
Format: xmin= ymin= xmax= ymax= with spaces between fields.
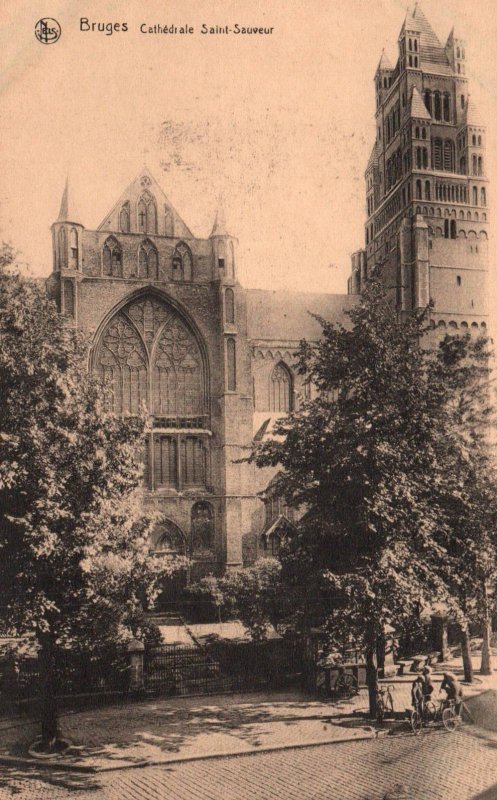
xmin=209 ymin=197 xmax=237 ymax=285
xmin=52 ymin=176 xmax=84 ymax=273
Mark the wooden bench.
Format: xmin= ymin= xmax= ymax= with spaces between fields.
xmin=410 ymin=655 xmax=429 ymax=672
xmin=396 ymin=659 xmax=414 ymax=676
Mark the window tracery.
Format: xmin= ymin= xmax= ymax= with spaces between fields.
xmin=270 ymin=363 xmax=293 ymax=412
xmin=102 ymin=236 xmax=122 ymax=277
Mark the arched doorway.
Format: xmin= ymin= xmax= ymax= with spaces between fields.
xmin=152 ymin=518 xmax=189 ymax=609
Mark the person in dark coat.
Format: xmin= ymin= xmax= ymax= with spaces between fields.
xmin=440 ymin=671 xmax=463 ymax=714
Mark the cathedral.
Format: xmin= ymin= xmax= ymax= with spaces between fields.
xmin=47 ymin=4 xmax=488 ymax=587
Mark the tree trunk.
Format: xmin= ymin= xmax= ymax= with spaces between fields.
xmin=376 ymin=632 xmax=386 ymax=680
xmin=480 ymin=584 xmax=493 ymax=675
xmin=366 ymin=636 xmax=379 ymax=719
xmin=38 ymin=635 xmax=59 ymax=749
xmin=459 ymin=624 xmax=474 ymax=684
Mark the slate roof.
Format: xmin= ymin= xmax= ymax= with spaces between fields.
xmin=246 ymin=289 xmax=357 ymax=342
xmin=410 ymin=87 xmax=431 ymax=120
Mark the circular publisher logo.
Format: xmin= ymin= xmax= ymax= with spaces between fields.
xmin=35 ymin=18 xmax=61 ymax=45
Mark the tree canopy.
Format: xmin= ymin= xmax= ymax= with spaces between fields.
xmin=0 ymin=246 xmax=182 ymax=744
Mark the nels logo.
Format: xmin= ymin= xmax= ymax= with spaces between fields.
xmin=35 ymin=18 xmax=61 ymax=44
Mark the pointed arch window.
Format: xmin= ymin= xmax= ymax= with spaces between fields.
xmin=164 ymin=207 xmax=173 ymax=236
xmin=270 ymin=363 xmax=293 ymax=413
xmin=481 ymin=187 xmax=486 ymax=206
xmin=138 ymin=240 xmax=158 ymax=279
xmin=153 ymin=519 xmax=186 ymax=554
xmin=172 ymin=242 xmax=193 ymax=281
xmin=225 ymin=288 xmax=235 ymax=324
xmin=425 ymin=181 xmax=431 ymax=201
xmin=226 ymin=338 xmax=236 ymax=392
xmin=119 ymin=203 xmax=130 ymax=233
xmin=58 ymin=227 xmax=66 ymax=269
xmin=137 ymin=191 xmax=157 ymax=234
xmin=102 ymin=236 xmax=122 ymax=277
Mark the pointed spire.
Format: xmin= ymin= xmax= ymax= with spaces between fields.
xmin=464 ymin=97 xmax=484 ymax=127
xmin=57 ymin=176 xmax=81 ymax=224
xmin=210 ymin=195 xmax=230 ymax=237
xmin=376 ymin=49 xmax=393 ymax=73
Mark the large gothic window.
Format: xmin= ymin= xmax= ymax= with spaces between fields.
xmin=137 ymin=191 xmax=157 ymax=234
xmin=94 ymin=294 xmax=206 ymax=419
xmin=172 ymin=242 xmax=193 ymax=281
xmin=102 ymin=236 xmax=122 ymax=277
xmin=138 ymin=240 xmax=159 ymax=280
xmin=270 ymin=363 xmax=293 ymax=413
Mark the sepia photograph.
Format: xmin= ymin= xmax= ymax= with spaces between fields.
xmin=1 ymin=1 xmax=497 ymax=798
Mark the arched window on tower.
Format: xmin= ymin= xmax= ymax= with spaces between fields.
xmin=225 ymin=288 xmax=235 ymax=324
xmin=270 ymin=363 xmax=293 ymax=413
xmin=70 ymin=228 xmax=78 ymax=266
xmin=137 ymin=191 xmax=157 ymax=235
xmin=58 ymin=227 xmax=66 ymax=269
xmin=424 ymin=90 xmax=432 ymax=115
xmin=416 ymin=180 xmax=422 ymax=199
xmin=226 ymin=338 xmax=236 ymax=391
xmin=119 ymin=203 xmax=130 ymax=233
xmin=433 ymin=138 xmax=443 ymax=171
xmin=443 ymin=93 xmax=450 ymax=122
xmin=138 ymin=239 xmax=158 ymax=279
xmin=473 ymin=186 xmax=478 ymax=206
xmin=472 ymin=155 xmax=478 ymax=175
xmin=481 ymin=187 xmax=486 ymax=206
xmin=172 ymin=242 xmax=193 ymax=281
xmin=425 ymin=181 xmax=431 ymax=201
xmin=478 ymin=156 xmax=483 ymax=176
xmin=102 ymin=236 xmax=122 ymax=277
xmin=443 ymin=140 xmax=454 ymax=172
xmin=434 ymin=92 xmax=442 ymax=121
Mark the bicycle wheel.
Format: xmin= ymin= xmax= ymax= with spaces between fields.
xmin=442 ymin=706 xmax=460 ymax=732
xmin=410 ymin=709 xmax=422 ymax=734
xmin=337 ymin=673 xmax=358 ymax=699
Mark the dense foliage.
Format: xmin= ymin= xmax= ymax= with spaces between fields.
xmin=0 ymin=246 xmax=183 ymax=744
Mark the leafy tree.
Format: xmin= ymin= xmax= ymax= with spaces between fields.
xmin=430 ymin=332 xmax=497 ymax=679
xmin=251 ymin=276 xmax=457 ymax=716
xmin=0 ymin=246 xmax=181 ymax=749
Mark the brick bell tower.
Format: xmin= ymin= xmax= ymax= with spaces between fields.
xmin=348 ymin=4 xmax=489 ymax=340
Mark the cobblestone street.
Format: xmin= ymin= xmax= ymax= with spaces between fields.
xmin=2 ymin=728 xmax=497 ymax=800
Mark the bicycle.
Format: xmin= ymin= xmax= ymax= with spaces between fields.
xmin=410 ymin=697 xmax=472 ymax=734
xmin=376 ymin=684 xmax=395 ymax=723
xmin=332 ymin=669 xmax=359 ymax=699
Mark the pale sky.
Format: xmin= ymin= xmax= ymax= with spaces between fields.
xmin=1 ymin=0 xmax=496 ymax=301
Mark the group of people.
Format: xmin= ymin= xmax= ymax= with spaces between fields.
xmin=411 ymin=667 xmax=463 ymax=715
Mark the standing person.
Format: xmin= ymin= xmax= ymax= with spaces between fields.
xmin=411 ymin=676 xmax=424 ymax=711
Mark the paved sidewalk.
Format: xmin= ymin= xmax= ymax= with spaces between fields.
xmin=0 ymin=651 xmax=496 ymax=773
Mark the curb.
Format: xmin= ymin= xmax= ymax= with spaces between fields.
xmin=0 ymin=731 xmax=376 ymax=774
